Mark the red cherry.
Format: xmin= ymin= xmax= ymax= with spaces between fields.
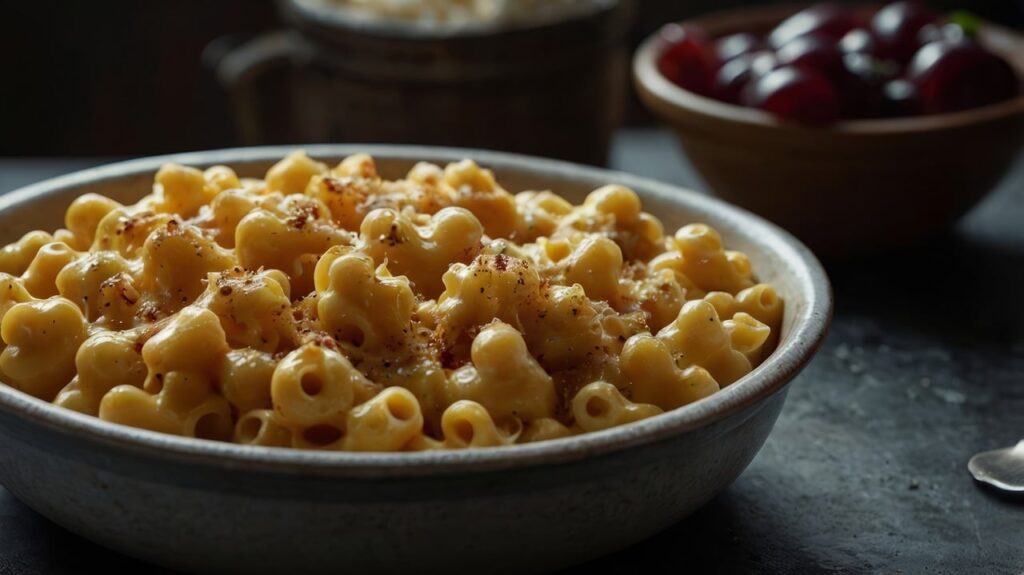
xmin=769 ymin=3 xmax=860 ymax=49
xmin=777 ymin=34 xmax=848 ymax=85
xmin=880 ymin=79 xmax=918 ymax=117
xmin=657 ymin=23 xmax=720 ymax=96
xmin=841 ymin=52 xmax=893 ymax=118
xmin=715 ymin=33 xmax=762 ymax=63
xmin=918 ymin=22 xmax=965 ymax=45
xmin=871 ymin=1 xmax=940 ymax=64
xmin=713 ymin=51 xmax=778 ymax=103
xmin=908 ymin=38 xmax=1020 ymax=114
xmin=743 ymin=66 xmax=841 ymax=124
xmin=714 ymin=56 xmax=756 ymax=104
xmin=840 ymin=28 xmax=878 ymax=56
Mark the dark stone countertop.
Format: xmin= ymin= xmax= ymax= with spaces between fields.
xmin=0 ymin=130 xmax=1022 ymax=574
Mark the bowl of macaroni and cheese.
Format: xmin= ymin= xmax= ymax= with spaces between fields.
xmin=0 ymin=146 xmax=830 ymax=573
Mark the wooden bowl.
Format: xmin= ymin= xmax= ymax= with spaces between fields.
xmin=633 ymin=4 xmax=1024 ymax=257
xmin=0 ymin=145 xmax=831 ymax=574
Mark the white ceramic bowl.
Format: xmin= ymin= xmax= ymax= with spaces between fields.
xmin=0 ymin=145 xmax=831 ymax=574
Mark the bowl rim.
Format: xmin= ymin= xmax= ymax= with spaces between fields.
xmin=0 ymin=144 xmax=832 ymax=478
xmin=633 ymin=3 xmax=1024 ymax=135
xmin=280 ymin=0 xmax=620 ymax=40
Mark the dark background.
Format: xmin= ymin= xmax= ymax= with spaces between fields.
xmin=1 ymin=0 xmax=1021 ymax=157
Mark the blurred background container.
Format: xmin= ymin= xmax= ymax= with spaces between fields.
xmin=3 ymin=0 xmax=1020 ymax=162
xmin=217 ymin=0 xmax=629 ymax=165
xmin=634 ymin=4 xmax=1024 ymax=256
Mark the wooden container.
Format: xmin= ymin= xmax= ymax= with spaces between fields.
xmin=633 ymin=4 xmax=1024 ymax=256
xmin=217 ymin=0 xmax=632 ymax=166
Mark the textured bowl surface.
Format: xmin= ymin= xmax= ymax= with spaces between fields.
xmin=634 ymin=4 xmax=1024 ymax=257
xmin=0 ymin=145 xmax=831 ymax=574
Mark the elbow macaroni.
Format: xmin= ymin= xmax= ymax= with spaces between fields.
xmin=0 ymin=152 xmax=784 ymax=450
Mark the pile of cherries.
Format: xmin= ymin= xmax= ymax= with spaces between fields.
xmin=657 ymin=1 xmax=1020 ymax=123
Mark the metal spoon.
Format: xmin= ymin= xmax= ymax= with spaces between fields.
xmin=969 ymin=440 xmax=1024 ymax=494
